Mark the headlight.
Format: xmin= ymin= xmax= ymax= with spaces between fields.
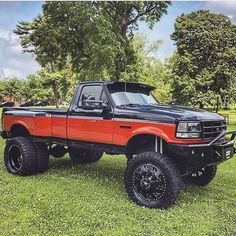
xmin=176 ymin=122 xmax=201 ymax=138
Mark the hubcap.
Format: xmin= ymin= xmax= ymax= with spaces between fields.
xmin=132 ymin=163 xmax=167 ymax=202
xmin=8 ymin=145 xmax=23 ymax=171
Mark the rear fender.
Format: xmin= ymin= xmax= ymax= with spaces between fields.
xmin=10 ymin=121 xmax=31 ymax=136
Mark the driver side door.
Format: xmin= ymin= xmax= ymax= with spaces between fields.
xmin=67 ymin=84 xmax=114 ymax=145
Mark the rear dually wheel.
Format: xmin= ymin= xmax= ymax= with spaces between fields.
xmin=4 ymin=137 xmax=38 ymax=176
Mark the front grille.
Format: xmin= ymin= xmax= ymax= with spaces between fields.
xmin=202 ymin=121 xmax=226 ymax=139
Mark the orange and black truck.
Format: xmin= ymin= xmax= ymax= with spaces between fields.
xmin=1 ymin=81 xmax=235 ymax=208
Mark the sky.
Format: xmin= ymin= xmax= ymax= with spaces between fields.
xmin=0 ymin=1 xmax=236 ymax=79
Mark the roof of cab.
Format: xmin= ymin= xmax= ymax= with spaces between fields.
xmin=79 ymin=81 xmax=156 ymax=91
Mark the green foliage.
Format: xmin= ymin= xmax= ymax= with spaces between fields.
xmin=171 ymin=10 xmax=236 ymax=108
xmin=22 ymin=74 xmax=53 ymax=103
xmin=13 ymin=2 xmax=171 ymax=105
xmin=121 ymin=35 xmax=172 ymax=103
xmin=22 ymin=64 xmax=78 ymax=106
xmin=0 ymin=35 xmax=173 ymax=105
xmin=0 ymin=77 xmax=25 ymax=102
xmin=11 ymin=5 xmax=236 ymax=108
xmin=15 ymin=1 xmax=170 ymax=81
xmin=0 ymin=81 xmax=5 ymax=101
xmin=99 ymin=1 xmax=170 ymax=38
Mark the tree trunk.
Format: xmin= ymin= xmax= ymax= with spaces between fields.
xmin=50 ymin=62 xmax=60 ymax=108
xmin=52 ymin=82 xmax=60 ymax=108
xmin=199 ymin=103 xmax=204 ymax=109
xmin=121 ymin=25 xmax=128 ymax=38
xmin=215 ymin=97 xmax=219 ymax=113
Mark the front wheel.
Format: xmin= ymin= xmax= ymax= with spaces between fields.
xmin=124 ymin=152 xmax=183 ymax=209
xmin=184 ymin=166 xmax=217 ymax=186
xmin=69 ymin=148 xmax=103 ymax=164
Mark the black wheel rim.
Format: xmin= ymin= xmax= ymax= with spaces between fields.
xmin=191 ymin=167 xmax=206 ymax=177
xmin=132 ymin=163 xmax=167 ymax=203
xmin=8 ymin=145 xmax=23 ymax=172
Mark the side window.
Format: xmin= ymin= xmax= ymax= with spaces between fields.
xmin=78 ymin=85 xmax=103 ymax=106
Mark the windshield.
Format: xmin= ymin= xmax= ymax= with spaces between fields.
xmin=110 ymin=91 xmax=157 ymax=107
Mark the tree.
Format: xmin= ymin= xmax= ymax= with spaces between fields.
xmin=0 ymin=81 xmax=5 ymax=102
xmin=122 ymin=35 xmax=172 ymax=103
xmin=98 ymin=1 xmax=170 ymax=38
xmin=0 ymin=78 xmax=25 ymax=103
xmin=170 ymin=10 xmax=236 ymax=108
xmin=37 ymin=67 xmax=72 ymax=107
xmin=22 ymin=64 xmax=76 ymax=107
xmin=15 ymin=1 xmax=170 ymax=81
xmin=22 ymin=74 xmax=53 ymax=104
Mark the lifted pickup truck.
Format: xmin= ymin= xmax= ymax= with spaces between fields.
xmin=1 ymin=81 xmax=235 ymax=208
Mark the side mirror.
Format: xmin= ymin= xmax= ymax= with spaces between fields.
xmin=81 ymin=100 xmax=109 ymax=110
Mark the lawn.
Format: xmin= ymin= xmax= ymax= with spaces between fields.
xmin=0 ymin=112 xmax=235 ymax=235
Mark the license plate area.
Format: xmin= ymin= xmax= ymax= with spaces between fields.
xmin=223 ymin=147 xmax=234 ymax=160
xmin=214 ymin=145 xmax=234 ymax=161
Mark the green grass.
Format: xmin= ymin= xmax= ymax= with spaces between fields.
xmin=0 ymin=112 xmax=236 ymax=235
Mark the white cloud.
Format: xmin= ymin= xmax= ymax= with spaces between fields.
xmin=0 ymin=68 xmax=12 ymax=78
xmin=0 ymin=30 xmax=40 ymax=79
xmin=0 ymin=29 xmax=10 ymax=40
xmin=203 ymin=1 xmax=236 ymax=22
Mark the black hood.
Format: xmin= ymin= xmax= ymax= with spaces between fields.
xmin=114 ymin=104 xmax=225 ymax=123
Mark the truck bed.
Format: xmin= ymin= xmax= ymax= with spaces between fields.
xmin=2 ymin=107 xmax=68 ymax=139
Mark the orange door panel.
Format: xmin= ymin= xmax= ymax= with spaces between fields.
xmin=67 ymin=112 xmax=114 ymax=144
